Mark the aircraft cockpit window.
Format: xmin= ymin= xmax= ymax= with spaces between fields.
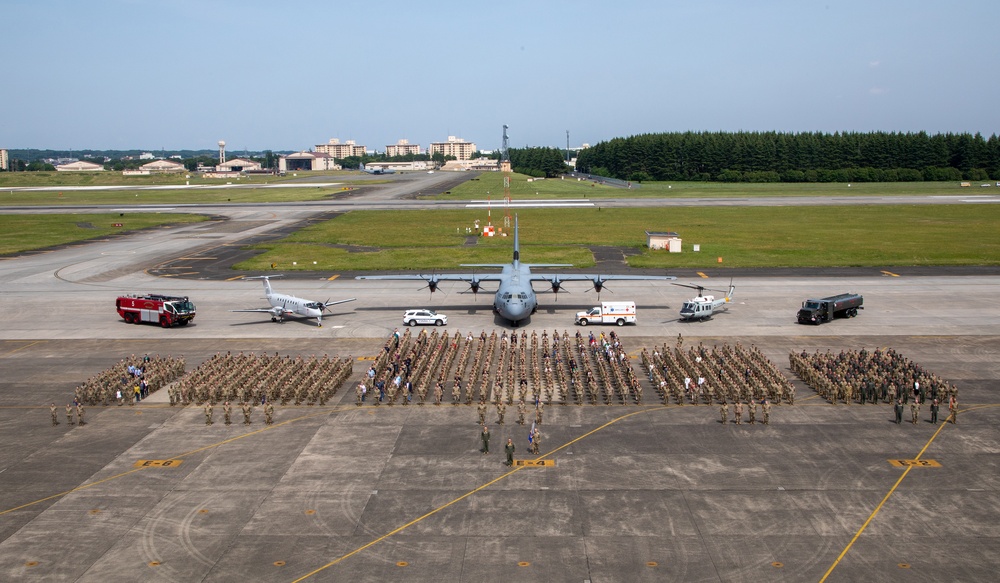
xmin=502 ymin=293 xmax=512 ymax=300
xmin=518 ymin=293 xmax=528 ymax=300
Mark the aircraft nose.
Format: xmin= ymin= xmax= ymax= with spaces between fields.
xmin=504 ymin=302 xmax=528 ymax=321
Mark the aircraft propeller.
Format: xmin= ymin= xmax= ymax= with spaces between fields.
xmin=593 ymin=277 xmax=612 ymax=301
xmin=418 ymin=274 xmax=440 ymax=299
xmin=549 ymin=277 xmax=566 ymax=301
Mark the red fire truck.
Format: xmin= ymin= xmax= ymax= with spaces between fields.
xmin=116 ymin=294 xmax=196 ymax=327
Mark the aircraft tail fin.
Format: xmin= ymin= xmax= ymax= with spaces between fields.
xmin=513 ymin=215 xmax=519 ymax=263
xmin=244 ymin=275 xmax=281 ymax=296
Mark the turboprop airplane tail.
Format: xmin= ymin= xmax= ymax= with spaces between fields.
xmin=244 ymin=275 xmax=281 ymax=296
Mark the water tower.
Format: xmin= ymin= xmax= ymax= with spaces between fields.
xmin=218 ymin=140 xmax=226 ymax=165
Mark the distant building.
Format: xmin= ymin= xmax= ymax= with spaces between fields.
xmin=139 ymin=152 xmax=156 ymax=160
xmin=140 ymin=159 xmax=185 ymax=173
xmin=56 ymin=160 xmax=105 ymax=172
xmin=0 ymin=149 xmax=7 ymax=171
xmin=441 ymin=159 xmax=498 ymax=172
xmin=386 ymin=139 xmax=421 ymax=157
xmin=429 ymin=136 xmax=476 ymax=161
xmin=364 ymin=161 xmax=433 ymax=172
xmin=216 ymin=158 xmax=262 ymax=172
xmin=278 ymin=151 xmax=341 ymax=173
xmin=315 ymin=139 xmax=366 ymax=159
xmin=646 ymin=231 xmax=682 ymax=252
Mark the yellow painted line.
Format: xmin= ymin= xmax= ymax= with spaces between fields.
xmin=175 ymin=257 xmax=216 ymax=260
xmin=888 ymin=459 xmax=940 ymax=467
xmin=697 ymin=272 xmax=709 ymax=279
xmin=225 ymin=275 xmax=245 ymax=281
xmin=0 ymin=340 xmax=45 ymax=357
xmin=819 ymin=418 xmax=950 ymax=582
xmin=881 ymin=270 xmax=900 ymax=277
xmin=327 ymin=274 xmax=340 ymax=281
xmin=133 ymin=459 xmax=184 ymax=468
xmin=291 ymin=406 xmax=666 ymax=582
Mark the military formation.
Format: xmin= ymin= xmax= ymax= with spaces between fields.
xmin=360 ymin=328 xmax=648 ymax=410
xmin=71 ymin=353 xmax=186 ymax=406
xmin=51 ymin=333 xmax=962 ymax=436
xmin=640 ymin=341 xmax=795 ymax=413
xmin=789 ymin=347 xmax=958 ymax=408
xmin=171 ymin=351 xmax=353 ymax=407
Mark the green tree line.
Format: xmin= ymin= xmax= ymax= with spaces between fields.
xmin=575 ymin=131 xmax=1000 ymax=182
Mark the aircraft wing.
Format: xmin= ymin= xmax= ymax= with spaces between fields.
xmin=230 ymin=307 xmax=294 ymax=315
xmin=528 ymin=274 xmax=677 ymax=283
xmin=323 ymin=298 xmax=357 ymax=307
xmin=355 ymin=274 xmax=505 ymax=282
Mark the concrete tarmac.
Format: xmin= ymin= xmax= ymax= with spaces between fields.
xmin=0 ymin=181 xmax=998 ymax=582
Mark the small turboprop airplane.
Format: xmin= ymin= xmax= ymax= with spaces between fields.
xmin=356 ymin=216 xmax=676 ymax=326
xmin=674 ymin=280 xmax=735 ymax=321
xmin=231 ymin=276 xmax=356 ymax=327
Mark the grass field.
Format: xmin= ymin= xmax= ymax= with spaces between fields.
xmin=234 ymin=205 xmax=1000 ymax=271
xmin=441 ymin=172 xmax=981 ymax=199
xmin=0 ymin=213 xmax=208 ymax=255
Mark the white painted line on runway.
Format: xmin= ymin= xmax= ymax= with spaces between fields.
xmin=468 ymin=199 xmax=591 ymax=203
xmin=465 ymin=202 xmax=594 ymax=208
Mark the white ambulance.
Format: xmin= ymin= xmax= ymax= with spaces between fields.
xmin=575 ymin=301 xmax=637 ymax=326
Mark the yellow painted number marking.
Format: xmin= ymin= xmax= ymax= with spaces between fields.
xmin=514 ymin=459 xmax=554 ymax=467
xmin=134 ymin=460 xmax=183 ymax=468
xmin=888 ymin=459 xmax=940 ymax=467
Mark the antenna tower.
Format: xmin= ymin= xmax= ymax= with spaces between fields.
xmin=500 ymin=124 xmax=512 ymax=228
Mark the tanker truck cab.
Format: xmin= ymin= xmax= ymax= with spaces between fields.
xmin=575 ymin=301 xmax=637 ymax=326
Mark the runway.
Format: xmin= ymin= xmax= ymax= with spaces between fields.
xmin=0 ymin=174 xmax=998 ymax=582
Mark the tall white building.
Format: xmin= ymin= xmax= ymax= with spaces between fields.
xmin=0 ymin=149 xmax=8 ymax=171
xmin=386 ymin=139 xmax=421 ymax=157
xmin=315 ymin=139 xmax=366 ymax=159
xmin=429 ymin=136 xmax=476 ymax=160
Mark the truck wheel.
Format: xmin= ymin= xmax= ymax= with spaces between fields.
xmin=134 ymin=315 xmax=143 ymax=324
xmin=178 ymin=319 xmax=189 ymax=326
xmin=579 ymin=319 xmax=588 ymax=326
xmin=123 ymin=313 xmax=133 ymax=324
xmin=160 ymin=316 xmax=169 ymax=328
xmin=616 ymin=318 xmax=625 ymax=326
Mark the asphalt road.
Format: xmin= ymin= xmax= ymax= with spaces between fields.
xmin=0 ymin=172 xmax=998 ymax=582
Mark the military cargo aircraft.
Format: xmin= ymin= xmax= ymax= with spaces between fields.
xmin=356 ymin=216 xmax=676 ymax=326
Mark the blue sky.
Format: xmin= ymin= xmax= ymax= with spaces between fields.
xmin=3 ymin=0 xmax=998 ymax=151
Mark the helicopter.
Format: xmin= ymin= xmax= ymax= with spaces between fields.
xmin=673 ymin=280 xmax=735 ymax=321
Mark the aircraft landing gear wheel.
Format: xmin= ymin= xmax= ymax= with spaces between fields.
xmin=271 ymin=317 xmax=277 ymax=322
